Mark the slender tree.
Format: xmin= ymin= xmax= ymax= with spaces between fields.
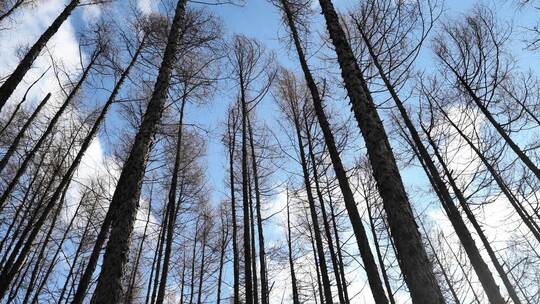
xmin=90 ymin=0 xmax=188 ymax=302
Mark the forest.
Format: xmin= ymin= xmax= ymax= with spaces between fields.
xmin=0 ymin=0 xmax=539 ymax=303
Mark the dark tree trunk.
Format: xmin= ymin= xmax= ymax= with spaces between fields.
xmin=0 ymin=0 xmax=80 ymax=111
xmin=303 ymin=114 xmax=348 ymax=304
xmin=59 ymin=37 xmax=145 ymax=304
xmin=125 ymin=188 xmax=153 ymax=304
xmin=247 ymin=117 xmax=269 ymax=304
xmin=326 ymin=188 xmax=350 ymax=304
xmin=433 ymin=99 xmax=540 ymax=242
xmin=144 ymin=215 xmax=165 ymax=304
xmin=150 ymin=209 xmax=169 ymax=304
xmin=240 ymin=69 xmax=254 ymax=304
xmin=89 ymin=1 xmax=187 ymax=302
xmin=189 ymin=216 xmax=200 ymax=304
xmin=195 ymin=225 xmax=208 ymax=304
xmin=316 ymin=0 xmax=444 ymax=301
xmin=277 ymin=1 xmax=388 ymax=302
xmin=227 ymin=109 xmax=240 ymax=304
xmin=290 ymin=100 xmax=333 ymax=303
xmin=306 ymin=212 xmax=325 ymax=304
xmin=365 ymin=198 xmax=396 ymax=304
xmin=155 ymin=96 xmax=187 ymax=304
xmin=248 ymin=174 xmax=259 ymax=304
xmin=180 ymin=255 xmax=187 ymax=304
xmin=422 ymin=124 xmax=523 ymax=304
xmin=360 ymin=29 xmax=505 ymax=304
xmin=216 ymin=213 xmax=229 ymax=304
xmin=286 ymin=191 xmax=301 ymax=304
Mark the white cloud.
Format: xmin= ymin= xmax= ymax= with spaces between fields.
xmin=137 ymin=0 xmax=153 ymax=14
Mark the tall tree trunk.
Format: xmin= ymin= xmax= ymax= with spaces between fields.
xmin=286 ymin=189 xmax=301 ymax=304
xmin=196 ymin=224 xmax=208 ymax=304
xmin=216 ymin=213 xmax=229 ymax=304
xmin=155 ymin=96 xmax=187 ymax=304
xmin=359 ymin=29 xmax=505 ymax=304
xmin=89 ymin=0 xmax=187 ymax=302
xmin=303 ymin=114 xmax=348 ymax=304
xmin=365 ymin=198 xmax=396 ymax=304
xmin=227 ymin=109 xmax=240 ymax=304
xmin=56 ymin=38 xmax=144 ymax=304
xmin=240 ymin=68 xmax=254 ymax=304
xmin=306 ymin=210 xmax=325 ymax=304
xmin=277 ymin=1 xmax=389 ymax=302
xmin=180 ymin=254 xmax=187 ymax=304
xmin=188 ymin=215 xmax=200 ymax=304
xmin=143 ymin=214 xmax=166 ymax=304
xmin=125 ymin=187 xmax=153 ymax=304
xmin=0 ymin=0 xmax=80 ymax=111
xmin=315 ymin=0 xmax=443 ymax=301
xmin=247 ymin=117 xmax=269 ymax=304
xmin=150 ymin=208 xmax=169 ymax=304
xmin=290 ymin=99 xmax=333 ymax=303
xmin=248 ymin=175 xmax=259 ymax=304
xmin=422 ymin=124 xmax=523 ymax=304
xmin=326 ymin=186 xmax=350 ymax=304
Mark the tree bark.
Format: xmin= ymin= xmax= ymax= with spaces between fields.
xmin=360 ymin=28 xmax=505 ymax=304
xmin=247 ymin=117 xmax=269 ymax=304
xmin=315 ymin=0 xmax=444 ymax=301
xmin=155 ymin=96 xmax=187 ymax=304
xmin=240 ymin=65 xmax=254 ymax=304
xmin=89 ymin=0 xmax=187 ymax=302
xmin=303 ymin=114 xmax=348 ymax=304
xmin=277 ymin=1 xmax=389 ymax=302
xmin=227 ymin=108 xmax=240 ymax=304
